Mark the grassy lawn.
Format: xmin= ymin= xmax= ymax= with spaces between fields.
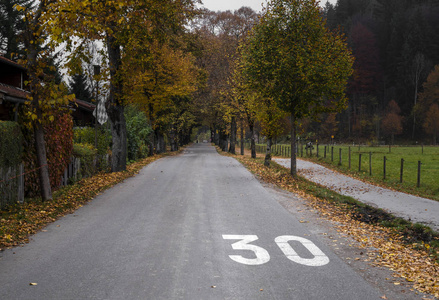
xmin=255 ymin=143 xmax=439 ymax=201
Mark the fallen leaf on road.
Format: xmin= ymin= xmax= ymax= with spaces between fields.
xmin=29 ymin=283 xmax=37 ymax=286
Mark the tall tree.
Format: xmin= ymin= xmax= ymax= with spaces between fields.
xmin=191 ymin=7 xmax=258 ymax=153
xmin=348 ymin=21 xmax=382 ymax=139
xmin=416 ymin=64 xmax=439 ymax=142
xmin=240 ymin=0 xmax=353 ymax=176
xmin=423 ymin=103 xmax=439 ymax=145
xmin=69 ymin=70 xmax=92 ymax=102
xmin=50 ymin=0 xmax=199 ymax=171
xmin=122 ymin=39 xmax=200 ymax=154
xmin=17 ymin=1 xmax=75 ymax=201
xmin=381 ymin=100 xmax=403 ymax=145
xmin=409 ymin=52 xmax=430 ymax=138
xmin=0 ymin=0 xmax=32 ymax=58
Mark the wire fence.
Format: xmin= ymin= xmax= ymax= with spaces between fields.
xmin=245 ymin=141 xmax=439 ymax=191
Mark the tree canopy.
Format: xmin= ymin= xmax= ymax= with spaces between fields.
xmin=239 ymin=0 xmax=353 ymax=175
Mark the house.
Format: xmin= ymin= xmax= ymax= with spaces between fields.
xmin=0 ymin=55 xmax=96 ymax=125
xmin=70 ymin=98 xmax=96 ymax=127
xmin=0 ymin=56 xmax=29 ymax=121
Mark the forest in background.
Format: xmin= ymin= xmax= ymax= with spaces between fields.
xmin=321 ymin=0 xmax=439 ymax=144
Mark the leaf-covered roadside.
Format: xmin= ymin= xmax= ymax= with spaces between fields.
xmin=0 ymin=152 xmax=176 ymax=251
xmin=222 ymin=150 xmax=439 ymax=298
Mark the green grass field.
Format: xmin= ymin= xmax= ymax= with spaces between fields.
xmin=254 ymin=143 xmax=439 ymax=201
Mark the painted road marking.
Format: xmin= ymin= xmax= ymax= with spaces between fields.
xmin=275 ymin=235 xmax=330 ymax=266
xmin=222 ymin=235 xmax=270 ymax=265
xmin=223 ymin=235 xmax=329 ymax=266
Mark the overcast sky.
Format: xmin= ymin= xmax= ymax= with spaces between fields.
xmin=199 ymin=0 xmax=337 ymax=12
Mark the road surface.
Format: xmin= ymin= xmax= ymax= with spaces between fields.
xmin=0 ymin=144 xmax=396 ymax=299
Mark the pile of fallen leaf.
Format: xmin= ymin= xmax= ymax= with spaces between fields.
xmin=227 ymin=151 xmax=439 ymax=298
xmin=0 ymin=153 xmax=174 ymax=251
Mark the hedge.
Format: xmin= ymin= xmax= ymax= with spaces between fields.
xmin=0 ymin=121 xmax=23 ymax=169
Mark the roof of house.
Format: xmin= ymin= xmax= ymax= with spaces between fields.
xmin=71 ymin=98 xmax=96 ymax=112
xmin=0 ymin=56 xmax=26 ymax=71
xmin=0 ymin=82 xmax=29 ymax=103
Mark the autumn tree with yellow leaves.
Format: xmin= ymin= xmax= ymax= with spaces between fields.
xmin=15 ymin=1 xmax=75 ymax=201
xmin=48 ymin=0 xmax=199 ymax=171
xmin=122 ymin=40 xmax=200 ymax=154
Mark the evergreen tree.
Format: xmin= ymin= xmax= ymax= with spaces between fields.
xmin=69 ymin=72 xmax=92 ymax=102
xmin=0 ymin=0 xmax=32 ymax=58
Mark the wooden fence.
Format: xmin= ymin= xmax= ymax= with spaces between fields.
xmin=0 ymin=155 xmax=109 ymax=209
xmin=0 ymin=164 xmax=25 ymax=208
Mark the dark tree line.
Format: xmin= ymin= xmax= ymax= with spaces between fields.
xmin=321 ymin=0 xmax=439 ymax=143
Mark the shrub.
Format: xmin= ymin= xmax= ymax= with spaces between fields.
xmin=0 ymin=121 xmax=23 ymax=169
xmin=72 ymin=143 xmax=97 ymax=180
xmin=125 ymin=105 xmax=151 ymax=161
xmin=73 ymin=126 xmax=111 ymax=171
xmin=0 ymin=121 xmax=24 ymax=208
xmin=73 ymin=126 xmax=111 ymax=156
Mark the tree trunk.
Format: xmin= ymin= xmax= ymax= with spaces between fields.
xmin=149 ymin=128 xmax=155 ymax=156
xmin=290 ymin=115 xmax=297 ymax=177
xmin=214 ymin=127 xmax=220 ymax=145
xmin=219 ymin=130 xmax=228 ymax=152
xmin=240 ymin=119 xmax=244 ymax=155
xmin=211 ymin=127 xmax=215 ymax=144
xmin=107 ymin=31 xmax=127 ymax=172
xmin=264 ymin=137 xmax=272 ymax=166
xmin=155 ymin=131 xmax=166 ymax=153
xmin=34 ymin=122 xmax=52 ymax=201
xmin=170 ymin=126 xmax=177 ymax=151
xmin=229 ymin=116 xmax=237 ymax=154
xmin=26 ymin=5 xmax=52 ymax=201
xmin=249 ymin=123 xmax=256 ymax=158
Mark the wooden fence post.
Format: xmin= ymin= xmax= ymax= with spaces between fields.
xmin=348 ymin=147 xmax=351 ymax=169
xmin=400 ymin=158 xmax=404 ymax=183
xmin=359 ymin=154 xmax=362 ymax=172
xmin=383 ymin=156 xmax=387 ymax=180
xmin=417 ymin=161 xmax=421 ymax=188
xmin=18 ymin=163 xmax=24 ymax=203
xmin=369 ymin=152 xmax=372 ymax=175
xmin=331 ymin=146 xmax=334 ymax=162
xmin=339 ymin=148 xmax=342 ymax=165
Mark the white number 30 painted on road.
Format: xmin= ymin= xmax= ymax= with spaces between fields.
xmin=222 ymin=235 xmax=329 ymax=267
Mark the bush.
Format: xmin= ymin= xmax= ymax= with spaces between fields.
xmin=73 ymin=126 xmax=111 ymax=171
xmin=73 ymin=143 xmax=97 ymax=180
xmin=73 ymin=126 xmax=111 ymax=156
xmin=0 ymin=121 xmax=23 ymax=169
xmin=125 ymin=105 xmax=151 ymax=161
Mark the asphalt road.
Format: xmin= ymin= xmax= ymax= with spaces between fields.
xmin=0 ymin=143 xmax=385 ymax=299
